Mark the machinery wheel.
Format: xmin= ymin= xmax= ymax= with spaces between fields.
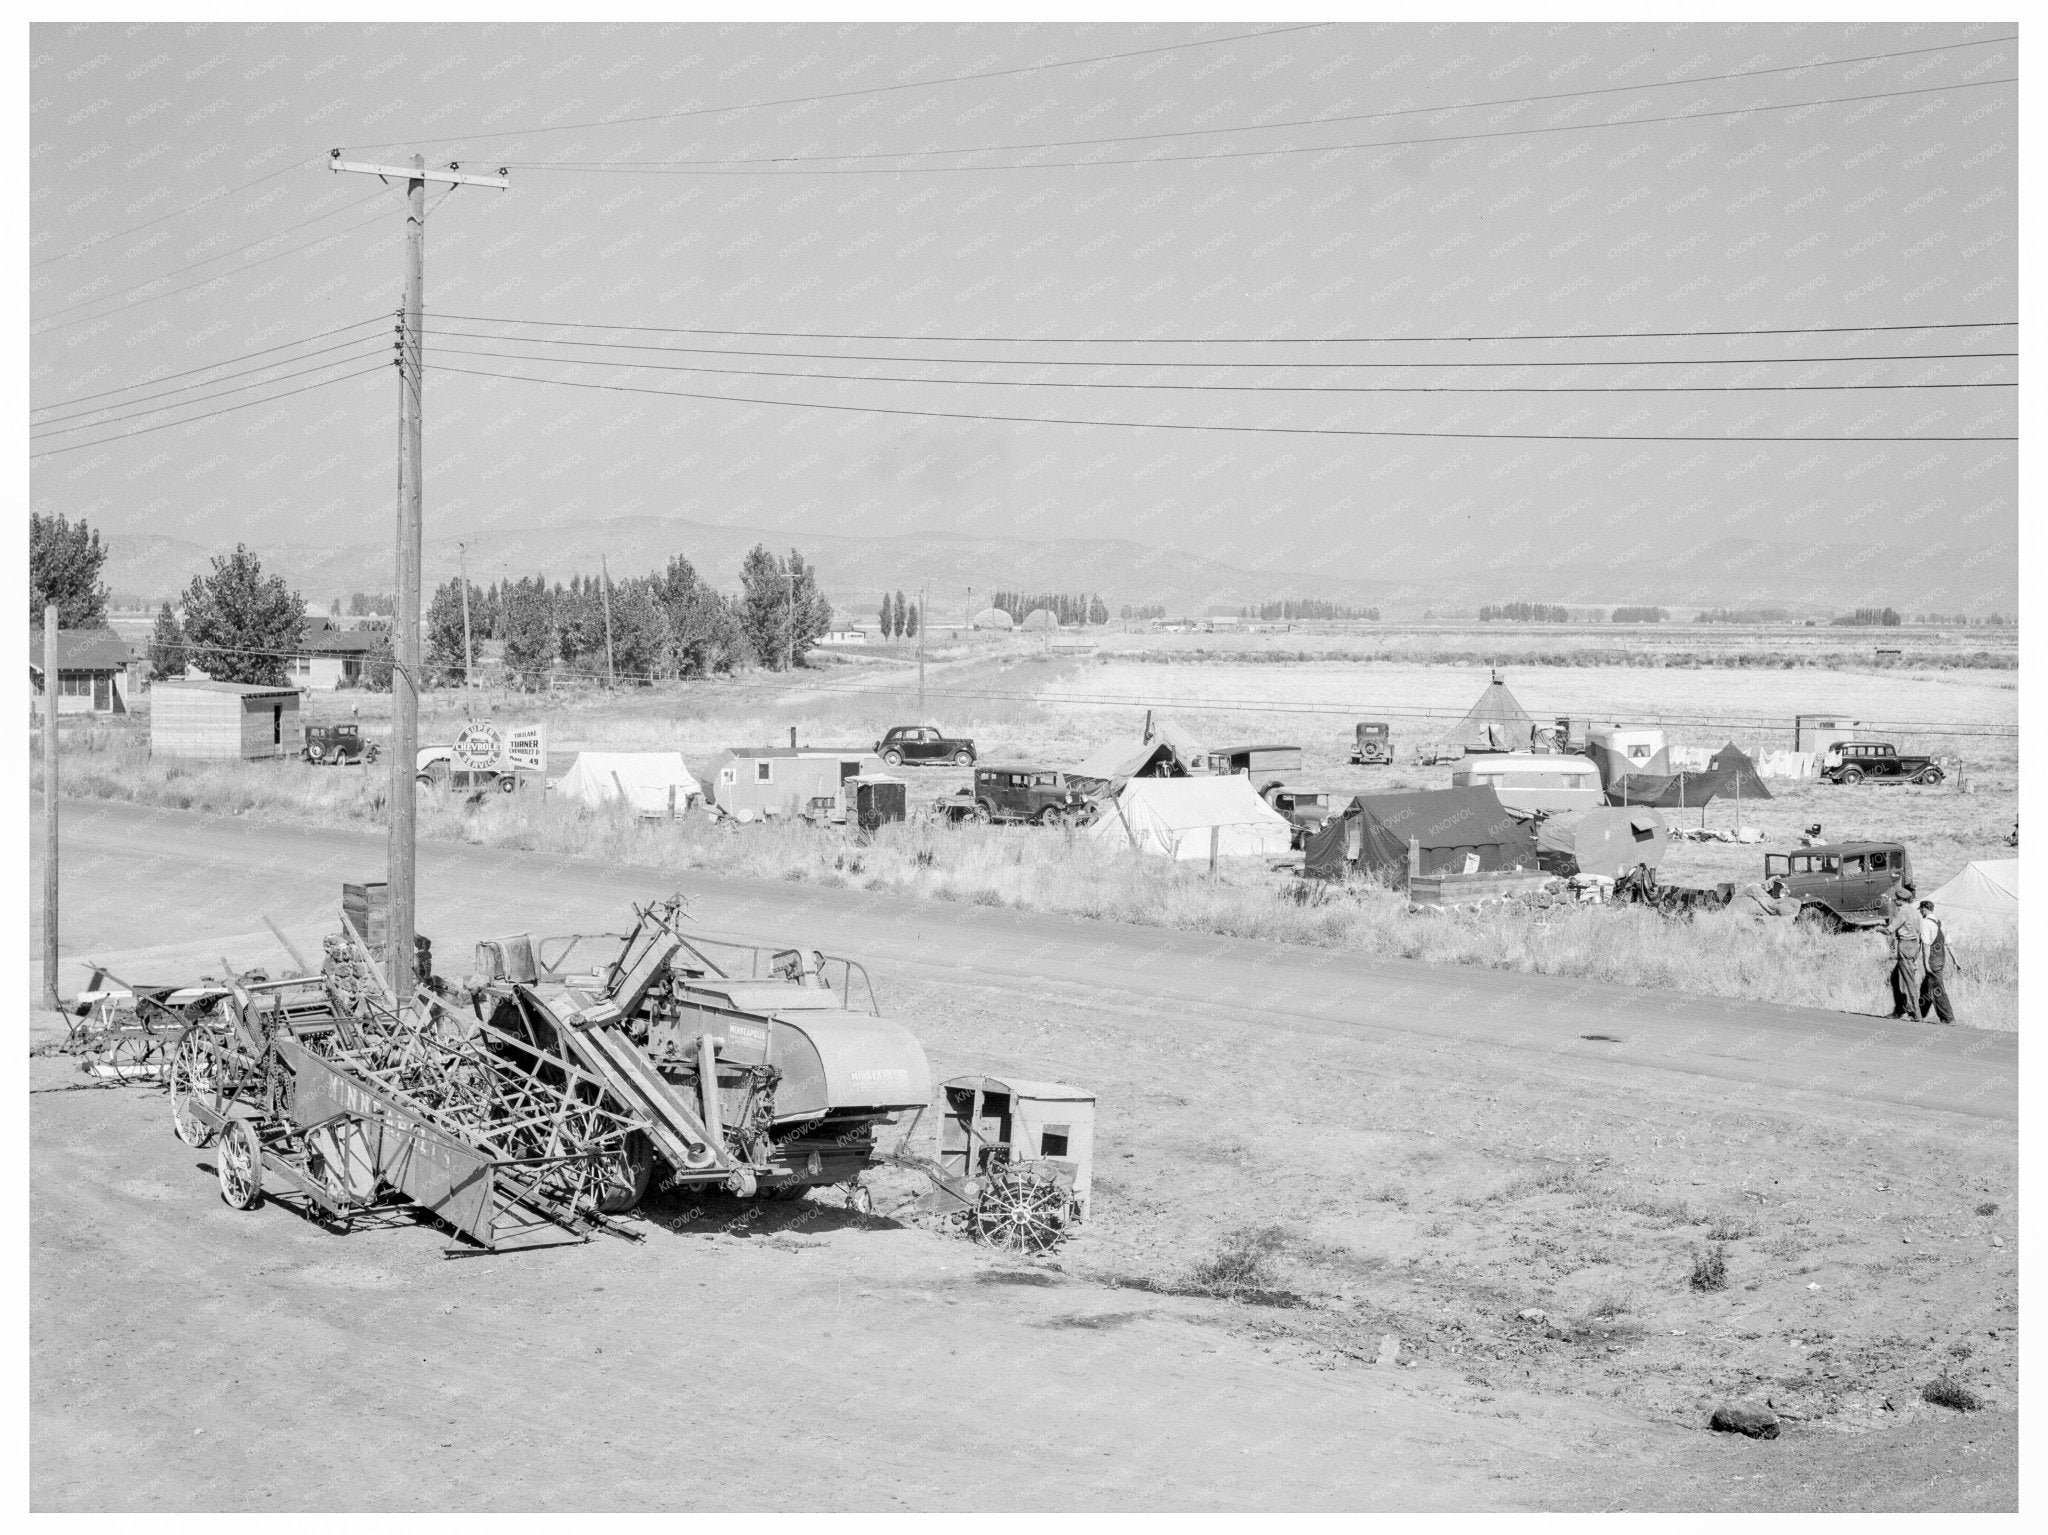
xmin=763 ymin=1183 xmax=811 ymax=1202
xmin=953 ymin=749 xmax=973 ymax=767
xmin=1838 ymin=766 xmax=1865 ymax=785
xmin=216 ymin=1118 xmax=264 ymax=1210
xmin=847 ymin=1183 xmax=874 ymax=1216
xmin=969 ymin=1165 xmax=1073 ymax=1253
xmin=972 ymin=801 xmax=993 ymax=824
xmin=169 ymin=1029 xmax=223 ymax=1147
xmin=882 ymin=749 xmax=904 ymax=767
xmin=593 ymin=1132 xmax=656 ymax=1214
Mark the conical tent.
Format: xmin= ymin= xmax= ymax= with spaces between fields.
xmin=1430 ymin=671 xmax=1535 ymax=756
xmin=1705 ymin=742 xmax=1773 ymax=801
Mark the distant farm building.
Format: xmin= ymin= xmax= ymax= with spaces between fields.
xmin=821 ymin=628 xmax=869 ymax=645
xmin=970 ymin=608 xmax=1016 ymax=630
xmin=150 ymin=679 xmax=304 ymax=760
xmin=1020 ymin=608 xmax=1059 ymax=632
xmin=29 ymin=626 xmax=135 ymax=715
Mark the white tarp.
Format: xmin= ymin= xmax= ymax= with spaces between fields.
xmin=1926 ymin=859 xmax=2018 ymax=923
xmin=1668 ymin=746 xmax=1714 ymax=772
xmin=554 ymin=751 xmax=702 ymax=814
xmin=1084 ymin=775 xmax=1292 ymax=861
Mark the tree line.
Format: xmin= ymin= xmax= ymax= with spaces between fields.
xmin=1608 ymin=606 xmax=1668 ymax=624
xmin=1240 ymin=599 xmax=1381 ymax=621
xmin=1478 ymin=602 xmax=1571 ymax=623
xmin=988 ymin=590 xmax=1109 ymax=626
xmin=874 ymin=591 xmax=920 ymax=640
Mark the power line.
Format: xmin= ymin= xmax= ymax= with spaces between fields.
xmin=30 ymin=156 xmax=320 ymax=269
xmin=500 ymin=77 xmax=2016 ymax=175
xmin=29 ymin=206 xmax=397 ymax=337
xmin=432 ymin=360 xmax=2018 ymax=442
xmin=428 ymin=341 xmax=2016 ymax=397
xmin=31 ymin=334 xmax=391 ymax=427
xmin=27 ymin=363 xmax=387 ymax=459
xmin=427 ymin=325 xmax=2016 ymax=371
xmin=520 ymin=34 xmax=2019 ymax=171
xmin=31 ymin=192 xmax=388 ymax=322
xmin=433 ymin=311 xmax=2019 ymax=348
xmin=28 ymin=316 xmax=387 ymax=414
xmin=31 ymin=347 xmax=389 ymax=439
xmin=355 ymin=25 xmax=1322 ymax=149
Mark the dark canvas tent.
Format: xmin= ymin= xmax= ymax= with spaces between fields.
xmin=1428 ymin=670 xmax=1535 ymax=757
xmin=1305 ymin=786 xmax=1537 ymax=881
xmin=1705 ymin=742 xmax=1773 ymax=801
xmin=1605 ymin=771 xmax=1720 ymax=809
xmin=1535 ymin=806 xmax=1669 ymax=879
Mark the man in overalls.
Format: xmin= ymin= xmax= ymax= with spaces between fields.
xmin=1917 ymin=899 xmax=1956 ymax=1025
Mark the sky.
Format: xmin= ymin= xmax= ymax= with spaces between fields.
xmin=28 ymin=20 xmax=2020 ymax=610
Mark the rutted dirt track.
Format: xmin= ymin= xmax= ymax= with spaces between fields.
xmin=31 ymin=799 xmax=2017 ymax=1510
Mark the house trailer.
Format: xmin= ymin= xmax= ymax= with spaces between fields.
xmin=150 ymin=679 xmax=305 ymax=760
xmin=1449 ymin=752 xmax=1604 ymax=814
xmin=704 ymin=746 xmax=887 ymax=821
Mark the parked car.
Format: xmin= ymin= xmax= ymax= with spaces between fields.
xmin=1349 ymin=722 xmax=1393 ymax=765
xmin=941 ymin=766 xmax=1089 ymax=825
xmin=416 ymin=744 xmax=516 ymax=794
xmin=875 ymin=724 xmax=976 ymax=768
xmin=304 ymin=723 xmax=379 ymax=766
xmin=1760 ymin=840 xmax=1914 ymax=930
xmin=1819 ymin=741 xmax=1944 ymax=786
xmin=1258 ymin=783 xmax=1337 ymax=849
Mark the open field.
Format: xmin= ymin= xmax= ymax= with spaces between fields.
xmin=31 ymin=804 xmax=2018 ymax=1510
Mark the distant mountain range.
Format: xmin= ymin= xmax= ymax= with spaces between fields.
xmin=99 ymin=518 xmax=2014 ymax=620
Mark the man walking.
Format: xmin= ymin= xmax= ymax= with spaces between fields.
xmin=1887 ymin=885 xmax=1925 ymax=1021
xmin=1918 ymin=899 xmax=1957 ymax=1025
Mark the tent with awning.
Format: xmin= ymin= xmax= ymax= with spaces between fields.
xmin=1070 ymin=715 xmax=1210 ymax=786
xmin=1083 ymin=775 xmax=1292 ymax=861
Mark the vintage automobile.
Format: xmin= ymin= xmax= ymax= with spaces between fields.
xmin=875 ymin=724 xmax=976 ymax=768
xmin=416 ymin=744 xmax=516 ymax=793
xmin=1258 ymin=783 xmax=1337 ymax=850
xmin=941 ymin=766 xmax=1090 ymax=825
xmin=1819 ymin=741 xmax=1944 ymax=786
xmin=1349 ymin=721 xmax=1393 ymax=765
xmin=1760 ymin=840 xmax=1915 ymax=930
xmin=304 ymin=723 xmax=380 ymax=766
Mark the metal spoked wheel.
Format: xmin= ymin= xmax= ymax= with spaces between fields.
xmin=846 ymin=1182 xmax=874 ymax=1216
xmin=216 ymin=1118 xmax=264 ymax=1210
xmin=969 ymin=1165 xmax=1073 ymax=1253
xmin=972 ymin=802 xmax=992 ymax=824
xmin=169 ymin=1028 xmax=223 ymax=1148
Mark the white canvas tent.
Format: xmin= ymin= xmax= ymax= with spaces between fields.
xmin=1084 ymin=775 xmax=1292 ymax=861
xmin=554 ymin=751 xmax=702 ymax=815
xmin=1926 ymin=859 xmax=2017 ymax=925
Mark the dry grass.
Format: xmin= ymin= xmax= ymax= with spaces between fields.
xmin=38 ymin=722 xmax=2017 ymax=1030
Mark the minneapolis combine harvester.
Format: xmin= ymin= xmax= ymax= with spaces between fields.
xmin=464 ymin=896 xmax=933 ymax=1211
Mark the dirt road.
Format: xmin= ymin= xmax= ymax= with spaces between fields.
xmin=31 ymin=799 xmax=2017 ymax=1510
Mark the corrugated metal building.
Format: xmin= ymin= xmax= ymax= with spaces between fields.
xmin=150 ymin=679 xmax=305 ymax=760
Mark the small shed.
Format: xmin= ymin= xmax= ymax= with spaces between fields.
xmin=150 ymin=679 xmax=304 ymax=760
xmin=705 ymin=745 xmax=886 ymax=821
xmin=938 ymin=1074 xmax=1095 ymax=1219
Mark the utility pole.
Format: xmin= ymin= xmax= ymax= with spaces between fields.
xmin=785 ymin=562 xmax=796 ymax=673
xmin=598 ymin=553 xmax=617 ymax=687
xmin=41 ymin=604 xmax=60 ymax=1008
xmin=918 ymin=584 xmax=928 ymax=720
xmin=457 ymin=540 xmax=474 ymax=691
xmin=331 ymin=150 xmax=507 ymax=991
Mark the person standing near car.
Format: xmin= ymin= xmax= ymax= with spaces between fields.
xmin=1917 ymin=899 xmax=1956 ymax=1025
xmin=1886 ymin=886 xmax=1925 ymax=1021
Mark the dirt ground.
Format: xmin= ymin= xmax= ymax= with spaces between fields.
xmin=29 ymin=802 xmax=2017 ymax=1511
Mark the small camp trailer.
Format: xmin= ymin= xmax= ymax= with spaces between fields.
xmin=1450 ymin=753 xmax=1604 ymax=814
xmin=707 ymin=746 xmax=886 ymax=821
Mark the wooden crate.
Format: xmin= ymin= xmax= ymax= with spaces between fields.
xmin=342 ymin=882 xmax=388 ymax=944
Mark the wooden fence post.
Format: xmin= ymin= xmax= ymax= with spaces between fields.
xmin=1208 ymin=823 xmax=1220 ymax=881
